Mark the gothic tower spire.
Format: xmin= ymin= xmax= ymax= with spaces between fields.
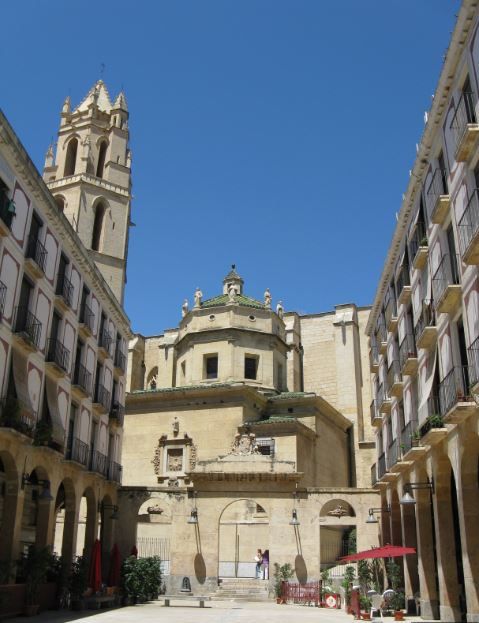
xmin=43 ymin=80 xmax=132 ymax=304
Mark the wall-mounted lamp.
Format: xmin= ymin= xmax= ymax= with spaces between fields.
xmin=21 ymin=474 xmax=53 ymax=501
xmin=187 ymin=491 xmax=198 ymax=524
xmin=289 ymin=489 xmax=300 ymax=526
xmin=366 ymin=506 xmax=391 ymax=524
xmin=400 ymin=478 xmax=434 ymax=506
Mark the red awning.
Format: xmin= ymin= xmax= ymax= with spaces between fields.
xmin=340 ymin=544 xmax=416 ymax=562
xmin=88 ymin=539 xmax=102 ymax=592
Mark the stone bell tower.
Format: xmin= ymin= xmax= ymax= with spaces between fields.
xmin=43 ymin=80 xmax=132 ymax=304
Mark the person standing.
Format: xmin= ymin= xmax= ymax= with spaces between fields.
xmin=261 ymin=549 xmax=269 ymax=580
xmin=254 ymin=549 xmax=263 ymax=579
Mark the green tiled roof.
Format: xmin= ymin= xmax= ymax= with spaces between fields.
xmin=247 ymin=416 xmax=296 ymax=425
xmin=269 ymin=392 xmax=316 ymax=400
xmin=201 ymin=293 xmax=265 ymax=310
xmin=131 ymin=383 xmax=233 ymax=395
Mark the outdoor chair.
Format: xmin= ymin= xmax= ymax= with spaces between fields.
xmin=368 ymin=591 xmax=384 ymax=620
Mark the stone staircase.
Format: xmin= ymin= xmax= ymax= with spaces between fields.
xmin=213 ymin=578 xmax=270 ymax=601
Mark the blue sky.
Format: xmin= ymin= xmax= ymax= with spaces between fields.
xmin=1 ymin=1 xmax=460 ymax=334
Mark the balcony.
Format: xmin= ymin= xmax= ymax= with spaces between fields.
xmin=0 ymin=396 xmax=35 ymax=437
xmin=377 ymin=382 xmax=392 ymax=414
xmin=99 ymin=329 xmax=112 ymax=357
xmin=107 ymin=460 xmax=122 ymax=484
xmin=378 ymin=452 xmax=386 ymax=479
xmin=414 ymin=301 xmax=437 ymax=350
xmin=93 ymin=384 xmax=111 ymax=413
xmin=386 ymin=439 xmax=399 ymax=471
xmin=400 ymin=420 xmax=421 ymax=458
xmin=450 ymin=91 xmax=479 ymax=162
xmin=0 ymin=186 xmax=16 ymax=236
xmin=89 ymin=450 xmax=109 ymax=477
xmin=384 ymin=291 xmax=398 ymax=333
xmin=432 ymin=254 xmax=461 ymax=314
xmin=375 ymin=317 xmax=387 ymax=355
xmin=370 ymin=399 xmax=382 ymax=427
xmin=396 ymin=264 xmax=411 ymax=305
xmin=387 ymin=359 xmax=403 ymax=398
xmin=55 ymin=274 xmax=73 ymax=309
xmin=419 ymin=397 xmax=448 ymax=447
xmin=369 ymin=344 xmax=379 ymax=373
xmin=114 ymin=349 xmax=126 ymax=374
xmin=110 ymin=401 xmax=125 ymax=427
xmin=467 ymin=335 xmax=479 ymax=392
xmin=438 ymin=365 xmax=477 ymax=424
xmin=25 ymin=235 xmax=47 ymax=278
xmin=409 ymin=221 xmax=428 ymax=270
xmin=426 ymin=169 xmax=450 ymax=226
xmin=65 ymin=437 xmax=89 ymax=467
xmin=458 ymin=189 xmax=479 ymax=264
xmin=45 ymin=338 xmax=70 ymax=376
xmin=371 ymin=463 xmax=377 ymax=487
xmin=14 ymin=307 xmax=42 ymax=351
xmin=79 ymin=302 xmax=95 ymax=337
xmin=72 ymin=363 xmax=92 ymax=397
xmin=399 ymin=332 xmax=418 ymax=375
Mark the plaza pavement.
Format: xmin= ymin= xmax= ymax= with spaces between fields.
xmin=4 ymin=600 xmax=422 ymax=623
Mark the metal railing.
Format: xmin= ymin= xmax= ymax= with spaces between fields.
xmin=378 ymin=452 xmax=386 ymax=479
xmin=0 ymin=188 xmax=15 ymax=228
xmin=90 ymin=450 xmax=109 ymax=477
xmin=450 ymin=90 xmax=477 ymax=153
xmin=371 ymin=463 xmax=377 ymax=487
xmin=425 ymin=169 xmax=448 ymax=220
xmin=414 ymin=300 xmax=435 ymax=343
xmin=375 ymin=316 xmax=387 ymax=345
xmin=46 ymin=338 xmax=70 ymax=372
xmin=408 ymin=220 xmax=427 ymax=262
xmin=114 ymin=349 xmax=126 ymax=372
xmin=370 ymin=400 xmax=379 ymax=425
xmin=467 ymin=335 xmax=479 ymax=387
xmin=458 ymin=189 xmax=479 ymax=257
xmin=395 ymin=264 xmax=410 ymax=299
xmin=107 ymin=460 xmax=122 ymax=483
xmin=384 ymin=290 xmax=397 ymax=326
xmin=72 ymin=363 xmax=92 ymax=395
xmin=94 ymin=384 xmax=111 ymax=411
xmin=399 ymin=332 xmax=417 ymax=369
xmin=0 ymin=397 xmax=35 ymax=436
xmin=0 ymin=280 xmax=6 ymax=318
xmin=14 ymin=306 xmax=42 ymax=349
xmin=386 ymin=439 xmax=399 ymax=470
xmin=401 ymin=420 xmax=418 ymax=455
xmin=79 ymin=302 xmax=95 ymax=332
xmin=369 ymin=344 xmax=379 ymax=368
xmin=100 ymin=329 xmax=112 ymax=354
xmin=55 ymin=274 xmax=73 ymax=307
xmin=65 ymin=437 xmax=89 ymax=466
xmin=438 ymin=365 xmax=472 ymax=416
xmin=432 ymin=254 xmax=461 ymax=307
xmin=419 ymin=396 xmax=443 ymax=437
xmin=377 ymin=382 xmax=388 ymax=409
xmin=26 ymin=235 xmax=48 ymax=273
xmin=110 ymin=402 xmax=125 ymax=426
xmin=386 ymin=359 xmax=402 ymax=393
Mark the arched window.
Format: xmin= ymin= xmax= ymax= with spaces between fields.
xmin=54 ymin=196 xmax=65 ymax=212
xmin=91 ymin=203 xmax=105 ymax=252
xmin=96 ymin=141 xmax=108 ymax=178
xmin=64 ymin=138 xmax=78 ymax=177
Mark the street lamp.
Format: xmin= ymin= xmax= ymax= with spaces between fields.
xmin=366 ymin=506 xmax=391 ymax=524
xmin=21 ymin=473 xmax=53 ymax=501
xmin=400 ymin=478 xmax=434 ymax=505
xmin=289 ymin=490 xmax=300 ymax=526
xmin=187 ymin=491 xmax=198 ymax=524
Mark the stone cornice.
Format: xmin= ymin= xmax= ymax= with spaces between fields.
xmin=0 ymin=110 xmax=131 ymax=335
xmin=175 ymin=325 xmax=289 ymax=351
xmin=47 ymin=172 xmax=130 ymax=199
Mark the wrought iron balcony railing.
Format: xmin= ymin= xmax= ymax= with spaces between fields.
xmin=395 ymin=264 xmax=410 ymax=299
xmin=55 ymin=273 xmax=74 ymax=307
xmin=401 ymin=420 xmax=419 ymax=455
xmin=458 ymin=189 xmax=479 ymax=257
xmin=14 ymin=307 xmax=42 ymax=349
xmin=378 ymin=452 xmax=386 ymax=479
xmin=386 ymin=438 xmax=399 ymax=470
xmin=90 ymin=450 xmax=109 ymax=477
xmin=431 ymin=254 xmax=461 ymax=307
xmin=94 ymin=384 xmax=111 ymax=411
xmin=399 ymin=332 xmax=417 ymax=369
xmin=79 ymin=302 xmax=95 ymax=332
xmin=107 ymin=460 xmax=122 ymax=483
xmin=110 ymin=402 xmax=125 ymax=426
xmin=408 ymin=220 xmax=427 ymax=263
xmin=0 ymin=396 xmax=35 ymax=437
xmin=46 ymin=338 xmax=70 ymax=372
xmin=65 ymin=437 xmax=89 ymax=466
xmin=467 ymin=335 xmax=479 ymax=388
xmin=114 ymin=349 xmax=126 ymax=372
xmin=450 ymin=90 xmax=477 ymax=154
xmin=26 ymin=235 xmax=48 ymax=273
xmin=72 ymin=363 xmax=92 ymax=395
xmin=414 ymin=300 xmax=436 ymax=343
xmin=425 ymin=168 xmax=448 ymax=220
xmin=100 ymin=329 xmax=112 ymax=354
xmin=438 ymin=365 xmax=472 ymax=416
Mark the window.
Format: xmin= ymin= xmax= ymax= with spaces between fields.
xmin=64 ymin=138 xmax=78 ymax=177
xmin=56 ymin=253 xmax=69 ymax=296
xmin=205 ymin=355 xmax=218 ymax=379
xmin=256 ymin=438 xmax=275 ymax=457
xmin=96 ymin=141 xmax=108 ymax=178
xmin=244 ymin=356 xmax=258 ymax=380
xmin=91 ymin=203 xmax=105 ymax=252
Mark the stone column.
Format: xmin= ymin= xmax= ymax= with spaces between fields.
xmin=61 ymin=497 xmax=80 ymax=565
xmin=0 ymin=481 xmax=26 ymax=567
xmin=400 ymin=497 xmax=419 ymax=607
xmin=35 ymin=497 xmax=56 ymax=550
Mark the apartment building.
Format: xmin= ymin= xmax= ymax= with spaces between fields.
xmin=367 ymin=2 xmax=479 ymax=621
xmin=0 ymin=80 xmax=130 ymax=568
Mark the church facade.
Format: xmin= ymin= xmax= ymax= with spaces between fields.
xmin=120 ymin=268 xmax=379 ymax=593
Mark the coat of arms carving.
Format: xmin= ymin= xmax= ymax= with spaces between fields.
xmin=231 ymin=432 xmax=259 ymax=456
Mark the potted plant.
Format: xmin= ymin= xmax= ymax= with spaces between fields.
xmin=341 ymin=565 xmax=355 ymax=613
xmin=69 ymin=556 xmax=88 ymax=610
xmin=390 ymin=592 xmax=405 ymax=620
xmin=386 ymin=560 xmax=405 ymax=621
xmin=360 ymin=595 xmax=372 ymax=619
xmin=411 ymin=429 xmax=421 ymax=447
xmin=121 ymin=555 xmax=142 ymax=604
xmin=273 ymin=563 xmax=294 ymax=604
xmin=33 ymin=418 xmax=53 ymax=446
xmin=18 ymin=546 xmax=52 ymax=616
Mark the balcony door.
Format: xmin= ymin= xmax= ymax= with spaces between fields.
xmin=16 ymin=278 xmax=33 ymax=331
xmin=457 ymin=318 xmax=469 ymax=392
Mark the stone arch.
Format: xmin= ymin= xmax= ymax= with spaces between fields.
xmin=64 ymin=137 xmax=78 ymax=176
xmin=52 ymin=477 xmax=76 ymax=562
xmin=76 ymin=486 xmax=97 ymax=561
xmin=318 ymin=498 xmax=356 ymax=569
xmin=218 ymin=498 xmax=269 ymax=578
xmin=0 ymin=450 xmax=20 ymax=561
xmin=96 ymin=139 xmax=108 ymax=178
xmin=91 ymin=198 xmax=108 ymax=252
xmin=146 ymin=366 xmax=158 ymax=390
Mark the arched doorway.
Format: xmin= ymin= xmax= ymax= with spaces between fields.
xmin=75 ymin=487 xmax=97 ymax=560
xmin=18 ymin=466 xmax=51 ymax=553
xmin=218 ymin=499 xmax=269 ymax=578
xmin=52 ymin=479 xmax=77 ymax=563
xmin=319 ymin=499 xmax=356 ymax=583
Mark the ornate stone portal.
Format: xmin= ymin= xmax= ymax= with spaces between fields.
xmin=152 ymin=430 xmax=197 ymax=485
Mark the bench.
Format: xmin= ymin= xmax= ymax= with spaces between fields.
xmin=86 ymin=594 xmax=118 ymax=609
xmin=160 ymin=595 xmax=211 ymax=608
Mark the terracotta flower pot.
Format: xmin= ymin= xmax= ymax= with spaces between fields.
xmin=362 ymin=613 xmax=371 ymax=621
xmin=394 ymin=610 xmax=404 ymax=621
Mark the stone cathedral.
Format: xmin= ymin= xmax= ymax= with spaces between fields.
xmin=119 ymin=266 xmax=379 ymax=594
